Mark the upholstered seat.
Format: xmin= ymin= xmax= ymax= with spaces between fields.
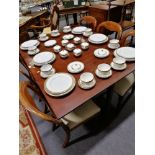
xmin=61 ymin=100 xmax=101 ymax=129
xmin=114 ymin=73 xmax=135 ymax=96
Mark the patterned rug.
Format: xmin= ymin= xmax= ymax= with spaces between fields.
xmin=19 ymin=104 xmax=47 ymax=155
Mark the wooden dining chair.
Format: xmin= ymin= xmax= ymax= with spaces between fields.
xmin=80 ymin=16 xmax=97 ymax=31
xmin=120 ymin=29 xmax=135 ymax=47
xmin=19 ymin=81 xmax=101 ymax=148
xmin=96 ymin=21 xmax=122 ymax=39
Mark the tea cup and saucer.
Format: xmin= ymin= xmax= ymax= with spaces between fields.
xmin=59 ymin=50 xmax=69 ymax=58
xmin=28 ymin=46 xmax=40 ymax=55
xmin=81 ymin=42 xmax=89 ymax=50
xmin=108 ymin=39 xmax=120 ymax=49
xmin=53 ymin=45 xmax=61 ymax=53
xmin=40 ymin=64 xmax=55 ymax=78
xmin=63 ymin=26 xmax=71 ymax=33
xmin=111 ymin=57 xmax=127 ymax=70
xmin=38 ymin=33 xmax=49 ymax=41
xmin=51 ymin=29 xmax=60 ymax=37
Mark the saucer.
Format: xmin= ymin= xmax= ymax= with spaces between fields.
xmin=94 ymin=48 xmax=110 ymax=58
xmin=110 ymin=62 xmax=127 ymax=71
xmin=78 ymin=79 xmax=96 ymax=90
xmin=63 ymin=29 xmax=71 ymax=33
xmin=40 ymin=68 xmax=55 ymax=78
xmin=51 ymin=33 xmax=60 ymax=37
xmin=44 ymin=40 xmax=57 ymax=47
xmin=95 ymin=69 xmax=112 ymax=78
xmin=67 ymin=61 xmax=84 ymax=73
xmin=108 ymin=43 xmax=120 ymax=49
xmin=28 ymin=49 xmax=40 ymax=55
xmin=38 ymin=36 xmax=49 ymax=41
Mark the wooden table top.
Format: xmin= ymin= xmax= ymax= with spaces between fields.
xmin=20 ymin=33 xmax=135 ymax=119
xmin=111 ymin=0 xmax=135 ymax=6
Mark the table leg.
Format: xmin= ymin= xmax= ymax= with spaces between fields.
xmin=73 ymin=13 xmax=78 ymax=25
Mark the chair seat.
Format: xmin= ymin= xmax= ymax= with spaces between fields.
xmin=43 ymin=27 xmax=51 ymax=34
xmin=120 ymin=20 xmax=135 ymax=30
xmin=61 ymin=100 xmax=101 ymax=129
xmin=114 ymin=73 xmax=135 ymax=96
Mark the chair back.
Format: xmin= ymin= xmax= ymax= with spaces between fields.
xmin=19 ymin=81 xmax=60 ymax=124
xmin=50 ymin=4 xmax=59 ymax=30
xmin=97 ymin=21 xmax=122 ymax=39
xmin=120 ymin=30 xmax=135 ymax=46
xmin=80 ymin=16 xmax=97 ymax=31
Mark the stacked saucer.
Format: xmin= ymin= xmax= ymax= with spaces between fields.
xmin=40 ymin=64 xmax=55 ymax=78
xmin=67 ymin=61 xmax=84 ymax=73
xmin=94 ymin=48 xmax=110 ymax=58
xmin=78 ymin=72 xmax=96 ymax=89
xmin=33 ymin=51 xmax=56 ymax=66
xmin=95 ymin=64 xmax=112 ymax=78
xmin=111 ymin=57 xmax=127 ymax=71
xmin=88 ymin=33 xmax=108 ymax=44
xmin=20 ymin=40 xmax=40 ymax=50
xmin=72 ymin=26 xmax=87 ymax=34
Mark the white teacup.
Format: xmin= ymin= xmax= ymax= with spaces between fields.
xmin=112 ymin=57 xmax=126 ymax=68
xmin=66 ymin=43 xmax=75 ymax=51
xmin=109 ymin=39 xmax=120 ymax=48
xmin=81 ymin=42 xmax=89 ymax=50
xmin=51 ymin=29 xmax=59 ymax=36
xmin=39 ymin=33 xmax=47 ymax=39
xmin=80 ymin=72 xmax=94 ymax=83
xmin=59 ymin=50 xmax=69 ymax=58
xmin=97 ymin=64 xmax=111 ymax=76
xmin=73 ymin=37 xmax=81 ymax=44
xmin=73 ymin=48 xmax=82 ymax=57
xmin=63 ymin=26 xmax=71 ymax=32
xmin=28 ymin=46 xmax=37 ymax=53
xmin=84 ymin=28 xmax=92 ymax=36
xmin=40 ymin=64 xmax=53 ymax=75
xmin=61 ymin=40 xmax=69 ymax=46
xmin=53 ymin=45 xmax=61 ymax=53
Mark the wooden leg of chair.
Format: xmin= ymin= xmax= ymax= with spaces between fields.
xmin=65 ymin=15 xmax=69 ymax=25
xmin=62 ymin=126 xmax=70 ymax=148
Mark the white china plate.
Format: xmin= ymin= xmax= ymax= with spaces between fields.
xmin=110 ymin=62 xmax=127 ymax=71
xmin=20 ymin=41 xmax=40 ymax=50
xmin=88 ymin=34 xmax=108 ymax=44
xmin=38 ymin=36 xmax=49 ymax=41
xmin=33 ymin=52 xmax=56 ymax=66
xmin=40 ymin=68 xmax=56 ymax=78
xmin=44 ymin=40 xmax=57 ymax=47
xmin=44 ymin=73 xmax=76 ymax=96
xmin=72 ymin=26 xmax=87 ymax=34
xmin=28 ymin=48 xmax=40 ymax=56
xmin=20 ymin=40 xmax=39 ymax=49
xmin=115 ymin=47 xmax=135 ymax=59
xmin=113 ymin=50 xmax=135 ymax=62
xmin=78 ymin=79 xmax=96 ymax=90
xmin=108 ymin=43 xmax=120 ymax=49
xmin=51 ymin=33 xmax=60 ymax=37
xmin=63 ymin=34 xmax=74 ymax=40
xmin=67 ymin=61 xmax=84 ymax=73
xmin=95 ymin=69 xmax=112 ymax=78
xmin=94 ymin=48 xmax=110 ymax=58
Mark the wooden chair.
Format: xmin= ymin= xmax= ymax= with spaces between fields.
xmin=80 ymin=16 xmax=97 ymax=31
xmin=96 ymin=21 xmax=122 ymax=39
xmin=19 ymin=81 xmax=101 ymax=148
xmin=120 ymin=29 xmax=135 ymax=47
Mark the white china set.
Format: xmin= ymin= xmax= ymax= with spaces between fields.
xmin=44 ymin=40 xmax=57 ymax=47
xmin=72 ymin=26 xmax=87 ymax=34
xmin=51 ymin=30 xmax=60 ymax=37
xmin=38 ymin=33 xmax=49 ymax=41
xmin=73 ymin=48 xmax=82 ymax=57
xmin=83 ymin=28 xmax=93 ymax=37
xmin=110 ymin=57 xmax=127 ymax=70
xmin=88 ymin=33 xmax=108 ymax=44
xmin=63 ymin=26 xmax=72 ymax=33
xmin=94 ymin=48 xmax=110 ymax=58
xmin=59 ymin=50 xmax=69 ymax=58
xmin=67 ymin=61 xmax=84 ymax=73
xmin=108 ymin=39 xmax=120 ymax=49
xmin=20 ymin=40 xmax=40 ymax=50
xmin=28 ymin=46 xmax=40 ymax=55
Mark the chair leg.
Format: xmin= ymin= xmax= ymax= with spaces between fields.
xmin=62 ymin=126 xmax=70 ymax=148
xmin=52 ymin=123 xmax=59 ymax=131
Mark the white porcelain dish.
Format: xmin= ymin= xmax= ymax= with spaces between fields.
xmin=51 ymin=33 xmax=60 ymax=37
xmin=44 ymin=40 xmax=57 ymax=47
xmin=20 ymin=40 xmax=40 ymax=50
xmin=38 ymin=36 xmax=49 ymax=41
xmin=110 ymin=62 xmax=127 ymax=71
xmin=40 ymin=68 xmax=55 ymax=78
xmin=83 ymin=31 xmax=93 ymax=37
xmin=88 ymin=34 xmax=108 ymax=44
xmin=67 ymin=61 xmax=84 ymax=73
xmin=78 ymin=79 xmax=96 ymax=89
xmin=95 ymin=69 xmax=112 ymax=78
xmin=94 ymin=48 xmax=110 ymax=58
xmin=44 ymin=73 xmax=76 ymax=96
xmin=63 ymin=34 xmax=74 ymax=40
xmin=80 ymin=72 xmax=94 ymax=83
xmin=72 ymin=26 xmax=87 ymax=34
xmin=28 ymin=48 xmax=40 ymax=55
xmin=108 ymin=43 xmax=120 ymax=49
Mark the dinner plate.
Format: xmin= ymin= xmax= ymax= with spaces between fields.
xmin=108 ymin=43 xmax=120 ymax=49
xmin=94 ymin=48 xmax=110 ymax=58
xmin=113 ymin=50 xmax=135 ymax=62
xmin=72 ymin=26 xmax=87 ymax=34
xmin=110 ymin=62 xmax=127 ymax=71
xmin=63 ymin=34 xmax=74 ymax=40
xmin=20 ymin=41 xmax=40 ymax=50
xmin=20 ymin=40 xmax=39 ymax=49
xmin=115 ymin=47 xmax=135 ymax=59
xmin=67 ymin=61 xmax=84 ymax=73
xmin=44 ymin=40 xmax=57 ymax=47
xmin=33 ymin=52 xmax=56 ymax=66
xmin=78 ymin=79 xmax=96 ymax=90
xmin=44 ymin=73 xmax=76 ymax=96
xmin=38 ymin=36 xmax=49 ymax=41
xmin=95 ymin=69 xmax=112 ymax=78
xmin=40 ymin=68 xmax=56 ymax=78
xmin=88 ymin=34 xmax=108 ymax=44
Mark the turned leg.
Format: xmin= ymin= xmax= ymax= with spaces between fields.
xmin=62 ymin=126 xmax=71 ymax=148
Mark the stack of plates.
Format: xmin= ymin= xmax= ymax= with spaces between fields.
xmin=20 ymin=40 xmax=40 ymax=50
xmin=67 ymin=61 xmax=84 ymax=73
xmin=33 ymin=52 xmax=56 ymax=66
xmin=88 ymin=33 xmax=108 ymax=44
xmin=94 ymin=48 xmax=110 ymax=58
xmin=44 ymin=73 xmax=76 ymax=97
xmin=72 ymin=26 xmax=87 ymax=34
xmin=114 ymin=47 xmax=135 ymax=62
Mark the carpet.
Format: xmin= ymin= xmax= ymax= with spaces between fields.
xmin=19 ymin=104 xmax=47 ymax=155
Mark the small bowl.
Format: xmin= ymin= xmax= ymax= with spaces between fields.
xmin=59 ymin=50 xmax=69 ymax=58
xmin=61 ymin=40 xmax=69 ymax=46
xmin=81 ymin=42 xmax=89 ymax=50
xmin=73 ymin=37 xmax=81 ymax=44
xmin=73 ymin=48 xmax=82 ymax=57
xmin=66 ymin=43 xmax=75 ymax=51
xmin=53 ymin=45 xmax=61 ymax=53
